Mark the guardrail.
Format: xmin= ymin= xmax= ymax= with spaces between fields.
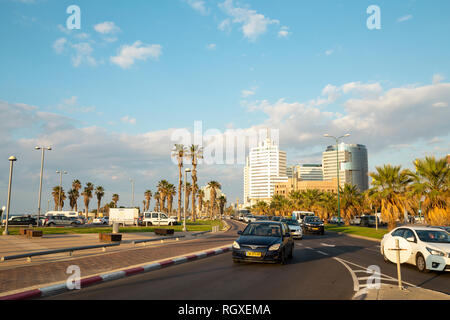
xmin=131 ymin=235 xmax=185 ymax=246
xmin=0 ymin=243 xmax=121 ymax=263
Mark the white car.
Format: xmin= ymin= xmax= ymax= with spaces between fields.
xmin=93 ymin=217 xmax=108 ymax=225
xmin=142 ymin=212 xmax=177 ymax=226
xmin=381 ymin=226 xmax=450 ymax=272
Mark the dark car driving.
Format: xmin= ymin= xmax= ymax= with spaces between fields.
xmin=302 ymin=216 xmax=325 ymax=235
xmin=232 ymin=221 xmax=294 ymax=264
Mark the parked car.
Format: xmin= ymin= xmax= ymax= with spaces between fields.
xmin=45 ymin=215 xmax=81 ymax=227
xmin=7 ymin=216 xmax=36 ymax=226
xmin=69 ymin=216 xmax=86 ymax=225
xmin=282 ymin=219 xmax=303 ymax=240
xmin=142 ymin=212 xmax=177 ymax=226
xmin=93 ymin=217 xmax=108 ymax=225
xmin=303 ymin=216 xmax=325 ymax=235
xmin=350 ymin=216 xmax=362 ymax=225
xmin=329 ymin=216 xmax=344 ymax=224
xmin=380 ymin=226 xmax=450 ymax=272
xmin=360 ymin=215 xmax=380 ymax=227
xmin=232 ymin=221 xmax=294 ymax=264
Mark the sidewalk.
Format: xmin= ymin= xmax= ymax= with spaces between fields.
xmin=360 ymin=284 xmax=450 ymax=300
xmin=0 ymin=220 xmax=239 ymax=296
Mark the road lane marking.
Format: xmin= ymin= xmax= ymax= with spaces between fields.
xmin=317 ymin=251 xmax=329 ymax=256
xmin=321 ymin=243 xmax=335 ymax=247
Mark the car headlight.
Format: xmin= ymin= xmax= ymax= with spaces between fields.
xmin=268 ymin=243 xmax=281 ymax=251
xmin=232 ymin=241 xmax=240 ymax=249
xmin=426 ymin=247 xmax=445 ymax=256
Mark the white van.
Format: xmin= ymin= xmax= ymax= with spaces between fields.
xmin=45 ymin=211 xmax=79 ymax=218
xmin=142 ymin=212 xmax=177 ymax=226
xmin=292 ymin=211 xmax=315 ymax=224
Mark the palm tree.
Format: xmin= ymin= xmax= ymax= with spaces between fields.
xmin=95 ymin=186 xmax=105 ymax=218
xmin=52 ymin=186 xmax=66 ymax=210
xmin=339 ymin=184 xmax=363 ymax=225
xmin=157 ymin=180 xmax=170 ymax=213
xmin=153 ymin=192 xmax=160 ymax=211
xmin=67 ymin=188 xmax=79 ymax=211
xmin=72 ymin=179 xmax=82 ymax=212
xmin=252 ymin=201 xmax=269 ymax=216
xmin=370 ymin=165 xmax=412 ymax=230
xmin=166 ymin=184 xmax=177 ymax=215
xmin=207 ymin=181 xmax=221 ymax=218
xmin=198 ymin=189 xmax=205 ymax=215
xmin=144 ymin=190 xmax=152 ymax=211
xmin=186 ymin=144 xmax=203 ymax=222
xmin=271 ymin=194 xmax=292 ymax=216
xmin=409 ymin=156 xmax=449 ymax=224
xmin=218 ymin=195 xmax=227 ymax=217
xmin=185 ymin=182 xmax=192 ymax=215
xmin=172 ymin=144 xmax=186 ymax=222
xmin=112 ymin=194 xmax=119 ymax=208
xmin=82 ymin=183 xmax=94 ymax=218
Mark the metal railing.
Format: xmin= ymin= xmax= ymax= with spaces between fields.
xmin=0 ymin=243 xmax=120 ymax=262
xmin=131 ymin=235 xmax=185 ymax=246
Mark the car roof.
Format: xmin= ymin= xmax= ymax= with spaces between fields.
xmin=249 ymin=221 xmax=283 ymax=225
xmin=395 ymin=225 xmax=446 ymax=232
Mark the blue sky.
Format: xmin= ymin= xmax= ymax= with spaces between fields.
xmin=0 ymin=0 xmax=449 ymax=213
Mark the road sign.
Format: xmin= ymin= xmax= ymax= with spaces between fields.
xmin=384 ymin=237 xmax=411 ymax=264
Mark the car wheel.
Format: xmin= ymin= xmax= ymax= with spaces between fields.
xmin=416 ymin=254 xmax=429 ymax=273
xmin=48 ymin=222 xmax=55 ymax=227
xmin=280 ymin=249 xmax=287 ymax=265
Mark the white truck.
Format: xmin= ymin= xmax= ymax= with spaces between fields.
xmin=292 ymin=211 xmax=315 ymax=225
xmin=109 ymin=208 xmax=139 ymax=226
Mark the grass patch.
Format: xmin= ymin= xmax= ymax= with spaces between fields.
xmin=0 ymin=219 xmax=223 ymax=236
xmin=325 ymin=224 xmax=388 ymax=240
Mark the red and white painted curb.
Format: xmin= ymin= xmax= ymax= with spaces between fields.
xmin=0 ymin=245 xmax=232 ymax=300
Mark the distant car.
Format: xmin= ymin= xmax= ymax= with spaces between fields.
xmin=7 ymin=216 xmax=37 ymax=226
xmin=381 ymin=226 xmax=450 ymax=272
xmin=232 ymin=221 xmax=294 ymax=264
xmin=93 ymin=217 xmax=108 ymax=225
xmin=282 ymin=219 xmax=303 ymax=240
xmin=45 ymin=215 xmax=81 ymax=227
xmin=360 ymin=215 xmax=380 ymax=227
xmin=350 ymin=216 xmax=361 ymax=225
xmin=329 ymin=216 xmax=344 ymax=224
xmin=303 ymin=216 xmax=325 ymax=235
xmin=69 ymin=216 xmax=86 ymax=225
xmin=243 ymin=215 xmax=255 ymax=223
xmin=430 ymin=226 xmax=450 ymax=234
xmin=254 ymin=216 xmax=269 ymax=221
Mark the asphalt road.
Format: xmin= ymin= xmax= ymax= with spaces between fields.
xmin=43 ymin=220 xmax=450 ymax=300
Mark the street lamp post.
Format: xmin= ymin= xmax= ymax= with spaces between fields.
xmin=323 ymin=133 xmax=350 ymax=225
xmin=1 ymin=206 xmax=4 ymax=227
xmin=183 ymin=168 xmax=191 ymax=232
xmin=55 ymin=170 xmax=68 ymax=211
xmin=35 ymin=146 xmax=51 ymax=226
xmin=3 ymin=156 xmax=17 ymax=235
xmin=130 ymin=178 xmax=135 ymax=208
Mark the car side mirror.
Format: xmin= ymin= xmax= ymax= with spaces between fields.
xmin=237 ymin=231 xmax=242 ymax=235
xmin=406 ymin=236 xmax=416 ymax=243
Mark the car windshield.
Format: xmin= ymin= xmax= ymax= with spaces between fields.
xmin=283 ymin=219 xmax=299 ymax=226
xmin=242 ymin=223 xmax=282 ymax=237
xmin=416 ymin=230 xmax=450 ymax=243
xmin=305 ymin=217 xmax=321 ymax=223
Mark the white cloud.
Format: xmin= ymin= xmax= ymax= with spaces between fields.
xmin=397 ymin=15 xmax=413 ymax=22
xmin=206 ymin=43 xmax=216 ymax=50
xmin=94 ymin=21 xmax=120 ymax=34
xmin=186 ymin=0 xmax=209 ymax=15
xmin=53 ymin=38 xmax=67 ymax=54
xmin=433 ymin=73 xmax=445 ymax=84
xmin=218 ymin=19 xmax=232 ymax=32
xmin=121 ymin=115 xmax=137 ymax=125
xmin=110 ymin=41 xmax=162 ymax=69
xmin=325 ymin=49 xmax=334 ymax=56
xmin=71 ymin=42 xmax=97 ymax=67
xmin=278 ymin=26 xmax=290 ymax=38
xmin=241 ymin=86 xmax=258 ymax=98
xmin=432 ymin=102 xmax=448 ymax=108
xmin=218 ymin=0 xmax=280 ymax=41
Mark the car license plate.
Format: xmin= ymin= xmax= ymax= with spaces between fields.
xmin=246 ymin=251 xmax=261 ymax=257
xmin=313 ymin=228 xmax=319 ymax=230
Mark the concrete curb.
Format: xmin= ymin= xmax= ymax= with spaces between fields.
xmin=326 ymin=230 xmax=382 ymax=243
xmin=0 ymin=245 xmax=233 ymax=300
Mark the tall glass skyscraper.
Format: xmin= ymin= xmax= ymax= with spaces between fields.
xmin=322 ymin=143 xmax=369 ymax=192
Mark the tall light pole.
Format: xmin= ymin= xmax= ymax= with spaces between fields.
xmin=1 ymin=206 xmax=5 ymax=226
xmin=3 ymin=156 xmax=17 ymax=235
xmin=56 ymin=170 xmax=68 ymax=211
xmin=35 ymin=146 xmax=51 ymax=226
xmin=324 ymin=133 xmax=350 ymax=225
xmin=130 ymin=178 xmax=134 ymax=208
xmin=183 ymin=168 xmax=191 ymax=232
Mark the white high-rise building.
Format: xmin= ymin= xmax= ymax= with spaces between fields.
xmin=322 ymin=143 xmax=369 ymax=191
xmin=297 ymin=164 xmax=323 ymax=181
xmin=244 ymin=138 xmax=288 ymax=207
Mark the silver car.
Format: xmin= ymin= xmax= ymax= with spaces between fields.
xmin=282 ymin=219 xmax=303 ymax=239
xmin=45 ymin=215 xmax=81 ymax=227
